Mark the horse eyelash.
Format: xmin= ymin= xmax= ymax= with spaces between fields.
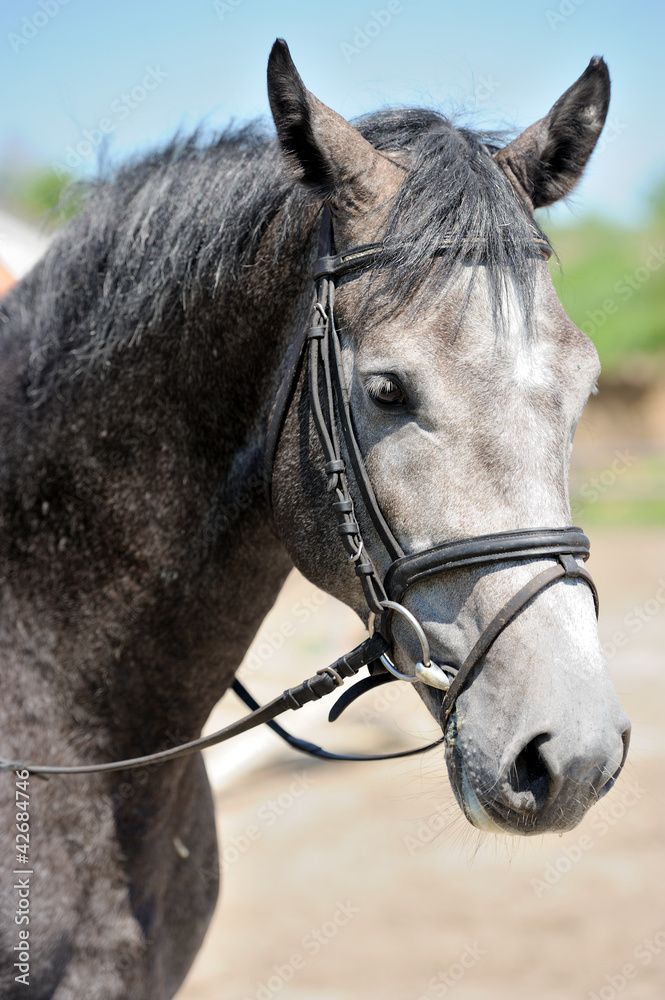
xmin=364 ymin=374 xmax=404 ymax=399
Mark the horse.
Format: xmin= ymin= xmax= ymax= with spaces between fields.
xmin=0 ymin=39 xmax=630 ymax=999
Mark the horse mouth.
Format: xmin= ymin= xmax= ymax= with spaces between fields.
xmin=446 ymin=730 xmax=549 ymax=836
xmin=444 ymin=721 xmax=516 ymax=834
xmin=444 ymin=713 xmax=629 ymax=836
xmin=456 ymin=754 xmax=505 ymax=834
xmin=444 ymin=712 xmax=506 ymax=834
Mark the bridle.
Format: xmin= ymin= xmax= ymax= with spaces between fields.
xmin=261 ymin=206 xmax=597 ymax=717
xmin=0 ymin=208 xmax=598 ymax=777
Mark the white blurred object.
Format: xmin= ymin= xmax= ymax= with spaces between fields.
xmin=204 ymin=726 xmax=284 ymax=793
xmin=0 ymin=208 xmax=51 ymax=278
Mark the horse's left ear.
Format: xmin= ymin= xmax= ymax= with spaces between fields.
xmin=494 ymin=56 xmax=610 ymax=210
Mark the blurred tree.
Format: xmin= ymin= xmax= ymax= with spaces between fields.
xmin=0 ymin=166 xmax=83 ymax=227
xmin=544 ymin=176 xmax=665 ymax=376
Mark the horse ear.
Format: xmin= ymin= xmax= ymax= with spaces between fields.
xmin=494 ymin=56 xmax=610 ymax=210
xmin=267 ymin=39 xmax=403 ymax=217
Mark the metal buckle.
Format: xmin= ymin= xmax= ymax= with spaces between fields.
xmin=368 ymin=600 xmax=454 ymax=692
xmin=316 ymin=665 xmax=344 ymax=687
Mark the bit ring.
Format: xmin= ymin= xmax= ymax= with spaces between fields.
xmin=369 ymin=600 xmax=431 ymax=666
xmin=368 ymin=601 xmax=453 ymax=691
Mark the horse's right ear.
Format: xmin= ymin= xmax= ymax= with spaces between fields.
xmin=267 ymin=39 xmax=403 ymax=217
xmin=494 ymin=56 xmax=611 ymax=210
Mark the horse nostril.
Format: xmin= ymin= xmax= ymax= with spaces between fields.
xmin=499 ymin=733 xmax=554 ymax=814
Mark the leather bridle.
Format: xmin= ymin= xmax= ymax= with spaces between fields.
xmin=262 ymin=207 xmax=597 ymax=726
xmin=0 ymin=208 xmax=598 ymax=777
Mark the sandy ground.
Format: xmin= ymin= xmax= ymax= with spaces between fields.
xmin=174 ymin=528 xmax=665 ymax=1000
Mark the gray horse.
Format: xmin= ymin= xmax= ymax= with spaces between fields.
xmin=0 ymin=40 xmax=628 ymax=999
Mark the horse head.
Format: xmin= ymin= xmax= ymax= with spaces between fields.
xmin=267 ymin=40 xmax=630 ymax=835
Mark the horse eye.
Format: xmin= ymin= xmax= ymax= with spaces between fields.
xmin=364 ymin=374 xmax=407 ymax=408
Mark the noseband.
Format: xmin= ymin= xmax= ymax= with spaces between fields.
xmin=0 ymin=208 xmax=598 ymax=776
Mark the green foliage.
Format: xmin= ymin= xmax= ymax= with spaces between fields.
xmin=573 ymin=499 xmax=665 ymax=526
xmin=570 ymin=454 xmax=665 ymax=527
xmin=648 ymin=176 xmax=665 ymax=224
xmin=543 ymin=179 xmax=665 ymax=374
xmin=0 ymin=167 xmax=84 ymax=228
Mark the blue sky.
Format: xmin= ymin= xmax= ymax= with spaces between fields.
xmin=1 ymin=0 xmax=663 ymax=225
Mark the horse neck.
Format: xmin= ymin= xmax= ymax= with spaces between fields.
xmin=1 ymin=196 xmax=319 ymax=753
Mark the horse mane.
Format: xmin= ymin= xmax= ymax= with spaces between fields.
xmin=353 ymin=108 xmax=541 ymax=327
xmin=3 ymin=110 xmax=541 ymax=401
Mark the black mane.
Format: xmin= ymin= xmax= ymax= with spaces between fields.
xmin=354 ymin=108 xmax=541 ymax=324
xmin=3 ymin=110 xmax=541 ymax=399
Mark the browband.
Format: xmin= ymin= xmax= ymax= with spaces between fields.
xmin=312 ymin=226 xmax=553 ymax=281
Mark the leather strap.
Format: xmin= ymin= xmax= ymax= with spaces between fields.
xmin=312 ymin=244 xmax=384 ymax=280
xmin=439 ymin=559 xmax=597 ymax=728
xmin=0 ymin=635 xmax=415 ymax=775
xmin=233 ymin=677 xmax=443 ymax=761
xmin=327 ymin=305 xmax=404 ymax=563
xmin=384 ymin=527 xmax=591 ymax=602
xmin=311 ymin=229 xmax=551 ymax=280
xmin=327 ymin=672 xmax=397 ymax=722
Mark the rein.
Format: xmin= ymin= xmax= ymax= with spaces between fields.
xmin=0 ymin=208 xmax=599 ymax=778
